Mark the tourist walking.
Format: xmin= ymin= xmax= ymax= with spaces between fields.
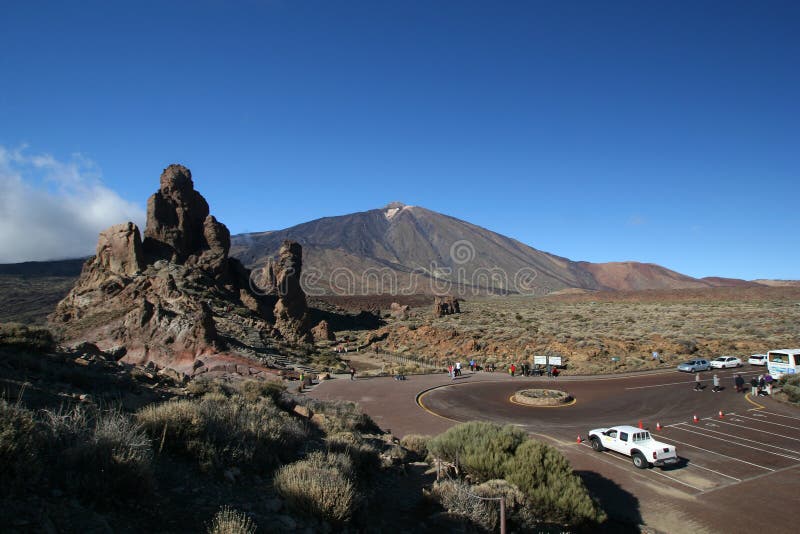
xmin=349 ymin=366 xmax=356 ymax=381
xmin=455 ymin=361 xmax=462 ymax=376
xmin=694 ymin=372 xmax=702 ymax=391
xmin=712 ymin=373 xmax=721 ymax=392
xmin=750 ymin=376 xmax=758 ymax=396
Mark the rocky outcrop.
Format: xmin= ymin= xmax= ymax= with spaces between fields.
xmin=96 ymin=222 xmax=145 ymax=276
xmin=50 ymin=164 xmax=282 ymax=369
xmin=311 ymin=320 xmax=335 ymax=342
xmin=434 ymin=296 xmax=460 ymax=317
xmin=272 ymin=241 xmax=312 ymax=342
xmin=389 ymin=302 xmax=410 ymax=320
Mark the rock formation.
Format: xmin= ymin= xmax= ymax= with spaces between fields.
xmin=50 ymin=164 xmax=310 ymax=372
xmin=434 ymin=295 xmax=460 ymax=317
xmin=389 ymin=302 xmax=410 ymax=320
xmin=311 ymin=320 xmax=335 ymax=342
xmin=272 ymin=241 xmax=312 ymax=342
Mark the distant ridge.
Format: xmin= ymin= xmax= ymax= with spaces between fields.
xmin=230 ymin=203 xmax=749 ymax=295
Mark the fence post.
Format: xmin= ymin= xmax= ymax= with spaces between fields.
xmin=499 ymin=497 xmax=506 ymax=534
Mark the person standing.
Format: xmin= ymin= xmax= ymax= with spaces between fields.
xmin=712 ymin=373 xmax=720 ymax=392
xmin=694 ymin=372 xmax=702 ymax=391
xmin=349 ymin=366 xmax=356 ymax=381
xmin=734 ymin=374 xmax=745 ymax=393
xmin=455 ymin=361 xmax=462 ymax=377
xmin=750 ymin=375 xmax=758 ymax=396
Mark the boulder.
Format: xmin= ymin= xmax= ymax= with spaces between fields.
xmin=390 ymin=302 xmax=410 ymax=320
xmin=311 ymin=320 xmax=335 ymax=342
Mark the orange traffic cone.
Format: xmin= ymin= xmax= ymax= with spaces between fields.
xmin=693 ymin=414 xmax=699 ymax=424
xmin=656 ymin=422 xmax=662 ymax=431
xmin=638 ymin=420 xmax=643 ymax=429
xmin=718 ymin=410 xmax=725 ymax=419
xmin=576 ymin=435 xmax=582 ymax=444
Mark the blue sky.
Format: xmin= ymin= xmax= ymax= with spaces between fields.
xmin=1 ymin=0 xmax=798 ymax=279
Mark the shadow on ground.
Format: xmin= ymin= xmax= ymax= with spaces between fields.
xmin=575 ymin=470 xmax=643 ymax=533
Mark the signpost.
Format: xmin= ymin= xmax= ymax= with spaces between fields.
xmin=534 ymin=355 xmax=547 ymax=365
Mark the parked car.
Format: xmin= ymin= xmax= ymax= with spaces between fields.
xmin=677 ymin=359 xmax=710 ymax=372
xmin=748 ymin=354 xmax=767 ymax=366
xmin=588 ymin=425 xmax=678 ymax=468
xmin=710 ymin=356 xmax=742 ymax=369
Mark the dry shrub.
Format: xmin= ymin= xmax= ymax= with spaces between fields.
xmin=136 ymin=393 xmax=308 ymax=473
xmin=325 ymin=431 xmax=381 ymax=481
xmin=273 ymin=451 xmax=359 ymax=523
xmin=0 ymin=322 xmax=55 ymax=352
xmin=0 ymin=399 xmax=43 ymax=492
xmin=301 ymin=398 xmax=379 ymax=434
xmin=400 ymin=434 xmax=430 ymax=459
xmin=207 ymin=506 xmax=257 ymax=534
xmin=44 ymin=406 xmax=154 ymax=500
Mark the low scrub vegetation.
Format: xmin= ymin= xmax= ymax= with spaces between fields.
xmin=207 ymin=506 xmax=257 ymax=534
xmin=274 ymin=451 xmax=359 ymax=523
xmin=778 ymin=374 xmax=800 ymax=405
xmin=427 ymin=421 xmax=606 ymax=527
xmin=137 ymin=389 xmax=308 ymax=473
xmin=0 ymin=322 xmax=55 ymax=352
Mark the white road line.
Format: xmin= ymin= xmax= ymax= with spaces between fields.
xmin=675 ymin=422 xmax=800 ymax=455
xmin=727 ymin=413 xmax=800 ymax=431
xmin=709 ymin=417 xmax=800 ymax=441
xmin=686 ymin=462 xmax=741 ymax=481
xmin=579 ymin=443 xmax=705 ymax=492
xmin=671 ymin=425 xmax=800 ymax=462
xmin=656 ymin=435 xmax=775 ymax=471
xmin=757 ymin=410 xmax=800 ymax=421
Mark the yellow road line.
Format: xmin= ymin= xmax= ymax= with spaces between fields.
xmin=415 ymin=386 xmax=461 ymax=423
xmin=745 ymin=393 xmax=766 ymax=410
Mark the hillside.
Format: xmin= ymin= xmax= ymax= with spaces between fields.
xmin=231 ymin=203 xmax=738 ymax=295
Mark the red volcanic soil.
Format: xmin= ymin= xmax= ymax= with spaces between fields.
xmin=543 ymin=285 xmax=800 ymax=303
xmin=578 ymin=261 xmax=709 ymax=291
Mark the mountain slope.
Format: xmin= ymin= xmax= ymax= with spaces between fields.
xmin=231 ymin=203 xmax=721 ymax=296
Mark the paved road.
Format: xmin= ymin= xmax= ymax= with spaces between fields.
xmin=310 ymin=367 xmax=800 ymax=533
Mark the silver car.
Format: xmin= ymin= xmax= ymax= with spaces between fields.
xmin=677 ymin=359 xmax=710 ymax=372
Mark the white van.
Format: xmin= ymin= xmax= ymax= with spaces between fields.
xmin=766 ymin=349 xmax=800 ymax=379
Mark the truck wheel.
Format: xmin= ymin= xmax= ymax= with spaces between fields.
xmin=632 ymin=452 xmax=648 ymax=469
xmin=590 ymin=437 xmax=604 ymax=452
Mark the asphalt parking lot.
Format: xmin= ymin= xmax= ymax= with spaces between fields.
xmin=310 ymin=366 xmax=800 ymax=533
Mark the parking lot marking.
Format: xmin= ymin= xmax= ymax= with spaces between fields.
xmin=579 ymin=443 xmax=706 ymax=492
xmin=656 ymin=435 xmax=775 ymax=471
xmin=686 ymin=461 xmax=741 ymax=482
xmin=727 ymin=413 xmax=800 ymax=431
xmin=757 ymin=410 xmax=800 ymax=421
xmin=714 ymin=416 xmax=800 ymax=438
xmin=675 ymin=423 xmax=800 ymax=455
xmin=672 ymin=425 xmax=800 ymax=462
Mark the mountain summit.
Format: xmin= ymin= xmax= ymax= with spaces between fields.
xmin=230 ymin=205 xmax=716 ymax=296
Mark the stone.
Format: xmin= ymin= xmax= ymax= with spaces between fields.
xmin=293 ymin=404 xmax=312 ymax=418
xmin=142 ymin=164 xmax=210 ymax=263
xmin=272 ymin=241 xmax=312 ymax=342
xmin=390 ymin=302 xmax=410 ymax=319
xmin=96 ymin=222 xmax=145 ymax=276
xmin=311 ymin=320 xmax=335 ymax=342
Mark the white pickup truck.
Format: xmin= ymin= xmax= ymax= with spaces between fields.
xmin=588 ymin=425 xmax=678 ymax=469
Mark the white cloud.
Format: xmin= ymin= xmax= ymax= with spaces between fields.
xmin=0 ymin=146 xmax=145 ymax=263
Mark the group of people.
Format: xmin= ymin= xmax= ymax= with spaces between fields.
xmin=694 ymin=372 xmax=772 ymax=394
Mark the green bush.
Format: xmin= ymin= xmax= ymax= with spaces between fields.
xmin=504 ymin=440 xmax=605 ymax=525
xmin=136 ymin=394 xmax=308 ymax=473
xmin=0 ymin=322 xmax=55 ymax=352
xmin=239 ymin=379 xmax=285 ymax=403
xmin=207 ymin=506 xmax=257 ymax=534
xmin=301 ymin=399 xmax=379 ymax=434
xmin=274 ymin=451 xmax=359 ymax=523
xmin=426 ymin=421 xmax=527 ymax=481
xmin=780 ymin=375 xmax=800 ymax=404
